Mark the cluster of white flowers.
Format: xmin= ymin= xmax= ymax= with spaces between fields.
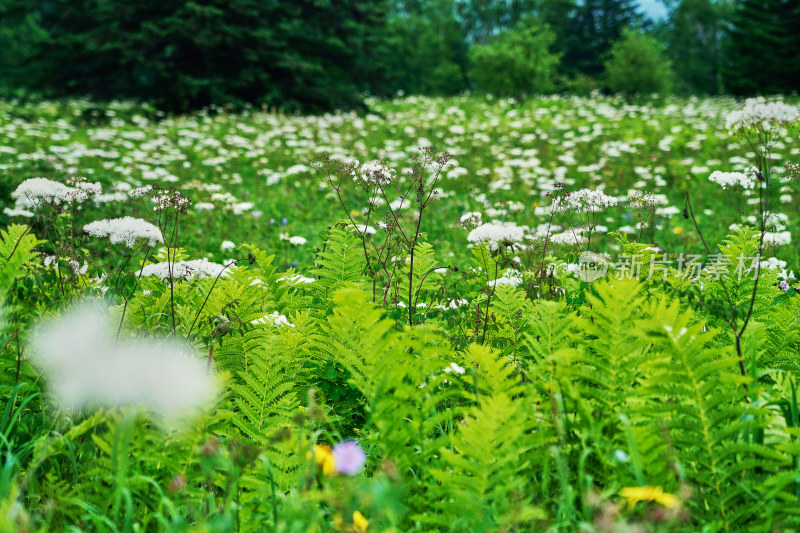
xmin=251 ymin=311 xmax=295 ymax=328
xmin=459 ymin=211 xmax=482 ymax=229
xmin=549 ymin=230 xmax=588 ymax=246
xmin=627 ymin=190 xmax=667 ymax=210
xmin=151 ymin=191 xmax=190 ymax=212
xmin=760 ymin=257 xmax=787 ymax=271
xmin=140 ymin=258 xmax=230 ymax=281
xmin=443 ymin=362 xmax=465 ymax=375
xmin=220 ymin=240 xmax=236 ymax=251
xmin=726 ymin=97 xmax=799 ymax=134
xmin=352 ymin=224 xmax=378 ymax=236
xmin=553 ymin=188 xmax=618 ymax=213
xmin=467 ymin=222 xmax=524 ymax=250
xmin=764 ymin=231 xmax=792 ymax=246
xmin=30 ymin=302 xmax=217 ymax=418
xmin=432 ymin=298 xmax=469 ymax=311
xmin=3 ymin=207 xmax=34 ymax=218
xmin=43 ymin=255 xmax=88 ymax=275
xmin=487 ymin=270 xmax=523 ymax=287
xmin=12 ymin=177 xmax=101 ymax=207
xmin=759 ymin=257 xmax=794 ymax=279
xmin=277 ymin=273 xmax=315 ymax=285
xmin=766 ymin=212 xmax=789 ymax=231
xmin=288 ymin=236 xmax=307 ymax=246
xmin=84 ymin=217 xmax=164 ymax=248
xmin=708 ymin=170 xmax=756 ymax=190
xmin=353 ymin=160 xmax=395 ymax=187
xmin=129 ymin=185 xmax=153 ymax=197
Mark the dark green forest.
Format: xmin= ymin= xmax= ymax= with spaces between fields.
xmin=0 ymin=0 xmax=798 ymax=111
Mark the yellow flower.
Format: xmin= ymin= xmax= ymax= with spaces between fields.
xmin=309 ymin=444 xmax=336 ymax=475
xmin=353 ymin=511 xmax=368 ymax=533
xmin=333 ymin=510 xmax=368 ymax=532
xmin=620 ymin=486 xmax=680 ymax=509
xmin=350 ymin=209 xmax=360 ymax=218
xmin=673 ymin=226 xmax=683 ymax=235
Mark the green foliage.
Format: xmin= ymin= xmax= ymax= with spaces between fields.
xmin=0 ymin=0 xmax=389 ymax=112
xmin=3 ymin=93 xmax=800 ymax=531
xmin=384 ymin=0 xmax=468 ymax=95
xmin=604 ymin=29 xmax=675 ymax=97
xmin=664 ymin=0 xmax=730 ymax=94
xmin=560 ymin=0 xmax=643 ymax=78
xmin=724 ymin=0 xmax=800 ymax=95
xmin=469 ymin=17 xmax=560 ymax=97
xmin=312 ymin=223 xmax=368 ymax=301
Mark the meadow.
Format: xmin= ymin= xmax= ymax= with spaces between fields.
xmin=1 ymin=93 xmax=800 ymax=532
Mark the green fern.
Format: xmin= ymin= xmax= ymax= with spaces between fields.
xmin=312 ymin=223 xmax=367 ymax=298
xmin=637 ymin=297 xmax=795 ymax=529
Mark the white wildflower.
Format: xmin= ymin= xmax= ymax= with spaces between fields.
xmin=354 ymin=160 xmax=395 ymax=187
xmin=444 ymin=362 xmax=466 ymax=375
xmin=129 ymin=185 xmax=153 ymax=197
xmin=487 ymin=270 xmax=523 ymax=287
xmin=553 ymin=188 xmax=618 ymax=213
xmin=288 ymin=236 xmax=307 ymax=245
xmin=467 ymin=222 xmax=524 ymax=250
xmin=140 ymin=258 xmax=230 ymax=281
xmin=12 ymin=177 xmax=92 ymax=207
xmin=708 ymin=170 xmax=756 ymax=190
xmin=459 ymin=211 xmax=483 ymax=229
xmin=764 ymin=231 xmax=791 ymax=246
xmin=84 ymin=217 xmax=164 ymax=248
xmin=277 ymin=274 xmax=316 ymax=285
xmin=549 ymin=230 xmax=588 ymax=246
xmin=726 ymin=97 xmax=799 ymax=134
xmin=29 ymin=302 xmax=217 ymax=418
xmin=251 ymin=311 xmax=295 ymax=328
xmin=3 ymin=207 xmax=34 ymax=218
xmin=353 ymin=224 xmax=377 ymax=236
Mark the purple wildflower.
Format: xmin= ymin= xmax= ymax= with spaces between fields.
xmin=780 ymin=280 xmax=790 ymax=291
xmin=332 ymin=440 xmax=366 ymax=475
xmin=281 ymin=217 xmax=288 ymax=226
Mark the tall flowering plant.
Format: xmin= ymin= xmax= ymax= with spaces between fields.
xmin=687 ymin=97 xmax=799 ymax=378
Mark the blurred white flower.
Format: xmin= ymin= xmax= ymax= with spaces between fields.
xmin=29 ymin=302 xmax=217 ymax=418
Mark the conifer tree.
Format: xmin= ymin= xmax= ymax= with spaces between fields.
xmin=724 ymin=0 xmax=800 ymax=95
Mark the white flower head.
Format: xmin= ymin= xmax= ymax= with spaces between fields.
xmin=467 ymin=222 xmax=524 ymax=250
xmin=84 ymin=217 xmax=164 ymax=248
xmin=726 ymin=97 xmax=799 ymax=135
xmin=549 ymin=230 xmax=589 ymax=246
xmin=708 ymin=170 xmax=756 ymax=190
xmin=553 ymin=188 xmax=618 ymax=213
xmin=29 ymin=302 xmax=217 ymax=419
xmin=354 ymin=160 xmax=395 ymax=187
xmin=444 ymin=362 xmax=466 ymax=375
xmin=251 ymin=311 xmax=295 ymax=328
xmin=12 ymin=177 xmax=97 ymax=207
xmin=764 ymin=231 xmax=792 ymax=246
xmin=140 ymin=258 xmax=231 ymax=281
xmin=459 ymin=211 xmax=483 ymax=229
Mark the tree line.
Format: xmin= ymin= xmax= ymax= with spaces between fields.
xmin=0 ymin=0 xmax=797 ymax=112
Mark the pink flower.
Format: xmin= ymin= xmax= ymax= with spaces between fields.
xmin=332 ymin=440 xmax=366 ymax=475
